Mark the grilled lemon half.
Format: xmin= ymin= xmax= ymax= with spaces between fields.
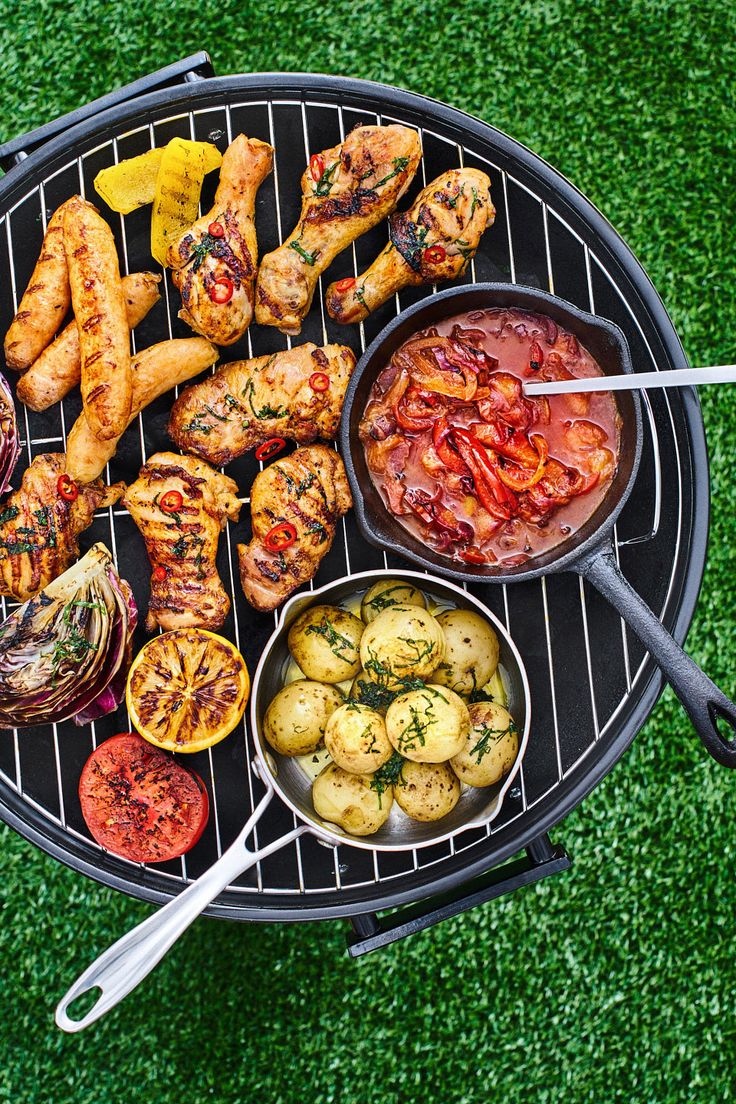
xmin=126 ymin=628 xmax=250 ymax=753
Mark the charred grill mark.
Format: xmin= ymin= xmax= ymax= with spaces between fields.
xmin=305 ymin=188 xmax=378 ymax=224
xmin=257 ymin=285 xmax=284 ymax=319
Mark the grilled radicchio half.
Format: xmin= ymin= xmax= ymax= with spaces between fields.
xmin=0 ymin=373 xmax=20 ymax=494
xmin=0 ymin=543 xmax=137 ymax=728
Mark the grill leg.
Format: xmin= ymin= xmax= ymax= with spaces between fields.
xmin=346 ymin=832 xmax=571 ymax=957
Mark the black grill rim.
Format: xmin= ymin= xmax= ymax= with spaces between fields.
xmin=0 ymin=73 xmax=710 ymax=921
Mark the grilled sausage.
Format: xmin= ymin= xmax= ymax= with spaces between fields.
xmin=65 ymin=336 xmax=218 ymax=483
xmin=17 ymin=272 xmax=161 ymax=411
xmin=3 ymin=200 xmax=72 ymax=371
xmin=64 ymin=195 xmax=131 ymax=440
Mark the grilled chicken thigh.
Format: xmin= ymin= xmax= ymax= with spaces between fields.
xmin=0 ymin=454 xmax=124 ymax=602
xmin=168 ymin=342 xmax=356 ymax=466
xmin=326 ymin=168 xmax=494 ymax=324
xmin=122 ymin=452 xmax=241 ymax=632
xmin=237 ymin=445 xmax=351 ymax=611
xmin=255 ymin=125 xmax=422 ymax=335
xmin=167 ymin=135 xmax=274 ymax=346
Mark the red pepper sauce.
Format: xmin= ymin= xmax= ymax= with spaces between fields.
xmin=360 ymin=308 xmax=621 ymax=567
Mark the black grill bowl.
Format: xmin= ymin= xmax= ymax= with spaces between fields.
xmin=0 ymin=72 xmax=709 ymax=920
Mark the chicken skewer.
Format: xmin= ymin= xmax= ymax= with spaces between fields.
xmin=168 ymin=342 xmax=356 ymax=467
xmin=17 ymin=272 xmax=161 ymax=412
xmin=122 ymin=452 xmax=241 ymax=632
xmin=167 ymin=134 xmax=274 ymax=346
xmin=3 ymin=199 xmax=73 ymax=371
xmin=237 ymin=444 xmax=352 ymax=612
xmin=325 ymin=168 xmax=494 ymax=324
xmin=255 ymin=124 xmax=422 ymax=335
xmin=0 ymin=454 xmax=124 ymax=602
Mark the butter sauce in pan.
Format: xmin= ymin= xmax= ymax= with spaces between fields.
xmin=360 ymin=308 xmax=621 ymax=567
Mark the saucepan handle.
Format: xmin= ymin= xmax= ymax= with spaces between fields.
xmin=579 ymin=549 xmax=736 ymax=767
xmin=55 ymin=786 xmax=309 ymax=1032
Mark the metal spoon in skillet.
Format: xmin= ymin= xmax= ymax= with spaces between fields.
xmin=524 ymin=364 xmax=736 ymax=395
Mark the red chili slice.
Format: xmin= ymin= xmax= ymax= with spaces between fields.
xmin=529 ymin=341 xmax=544 ymax=371
xmin=424 ymin=244 xmax=447 ymax=264
xmin=335 ymin=277 xmax=356 ymax=292
xmin=79 ymin=732 xmax=209 ymax=864
xmin=255 ymin=437 xmax=286 ymax=462
xmin=265 ymin=522 xmax=297 ymax=551
xmin=208 ymin=221 xmax=225 ymax=238
xmin=209 ymin=277 xmax=234 ymax=304
xmin=57 ymin=474 xmax=78 ymax=502
xmin=309 ymin=372 xmax=330 ymax=392
xmin=151 ymin=565 xmax=167 ymax=582
xmin=309 ymin=154 xmax=325 ymax=182
xmin=160 ymin=489 xmax=183 ymax=514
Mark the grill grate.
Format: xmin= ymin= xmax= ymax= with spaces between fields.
xmin=0 ymin=78 xmax=705 ymax=919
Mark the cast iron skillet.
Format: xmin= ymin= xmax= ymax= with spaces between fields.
xmin=340 ymin=283 xmax=736 ymax=768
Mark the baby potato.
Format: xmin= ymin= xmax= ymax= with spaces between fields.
xmin=451 ymin=701 xmax=518 ymax=787
xmin=324 ymin=703 xmax=393 ymax=774
xmin=433 ymin=609 xmax=500 ymax=696
xmin=394 ymin=761 xmax=461 ymax=822
xmin=287 ymin=604 xmax=363 ymax=683
xmin=360 ymin=605 xmax=445 ymax=690
xmin=348 ymin=669 xmax=395 ymax=715
xmin=264 ymin=680 xmax=344 ymax=756
xmin=385 ymin=684 xmax=469 ymax=763
xmin=361 ymin=579 xmax=427 ymax=624
xmin=312 ymin=762 xmax=393 ymax=836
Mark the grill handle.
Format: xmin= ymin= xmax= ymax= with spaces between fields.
xmin=580 ymin=549 xmax=736 ymax=767
xmin=0 ymin=52 xmax=215 ymax=173
xmin=346 ymin=834 xmax=571 ymax=956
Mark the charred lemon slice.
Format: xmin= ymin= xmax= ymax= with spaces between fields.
xmin=126 ymin=628 xmax=250 ymax=753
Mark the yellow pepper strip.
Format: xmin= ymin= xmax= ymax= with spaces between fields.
xmin=94 ymin=141 xmax=222 ymax=222
xmin=150 ymin=138 xmax=223 ymax=266
xmin=94 ymin=149 xmax=164 ymax=214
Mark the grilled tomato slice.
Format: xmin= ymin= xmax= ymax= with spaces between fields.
xmin=126 ymin=628 xmax=250 ymax=753
xmin=78 ymin=732 xmax=209 ymax=863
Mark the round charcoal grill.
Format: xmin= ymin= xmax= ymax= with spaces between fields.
xmin=0 ymin=56 xmax=708 ymax=945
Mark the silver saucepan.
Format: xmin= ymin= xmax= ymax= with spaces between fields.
xmin=55 ymin=569 xmax=531 ymax=1032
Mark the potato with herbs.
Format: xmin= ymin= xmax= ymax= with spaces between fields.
xmin=394 ymin=761 xmax=461 ymax=822
xmin=264 ymin=680 xmax=343 ymax=756
xmin=386 ymin=684 xmax=469 ymax=763
xmin=288 ymin=604 xmax=363 ymax=683
xmin=360 ymin=605 xmax=445 ymax=690
xmin=360 ymin=580 xmax=427 ymax=624
xmin=451 ymin=701 xmax=518 ymax=787
xmin=324 ymin=703 xmax=393 ymax=774
xmin=312 ymin=762 xmax=392 ymax=836
xmin=433 ymin=610 xmax=500 ymax=696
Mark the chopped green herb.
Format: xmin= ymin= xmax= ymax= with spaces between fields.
xmin=289 ymin=241 xmax=318 ymax=266
xmin=182 ymin=417 xmax=213 ymax=435
xmin=0 ymin=506 xmax=19 ymax=525
xmin=468 ymin=720 xmax=518 ymax=763
xmin=242 ymin=379 xmax=288 ymax=420
xmin=314 ymin=161 xmax=339 ymax=196
xmin=372 ymin=155 xmax=410 ymax=190
xmin=370 ymin=752 xmax=406 ymax=803
xmin=305 ymin=616 xmax=357 ymax=663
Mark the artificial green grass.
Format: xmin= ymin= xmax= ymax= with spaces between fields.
xmin=1 ymin=2 xmax=735 ymax=1101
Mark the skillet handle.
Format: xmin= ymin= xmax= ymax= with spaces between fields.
xmin=55 ymin=787 xmax=309 ymax=1033
xmin=579 ymin=550 xmax=736 ymax=767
